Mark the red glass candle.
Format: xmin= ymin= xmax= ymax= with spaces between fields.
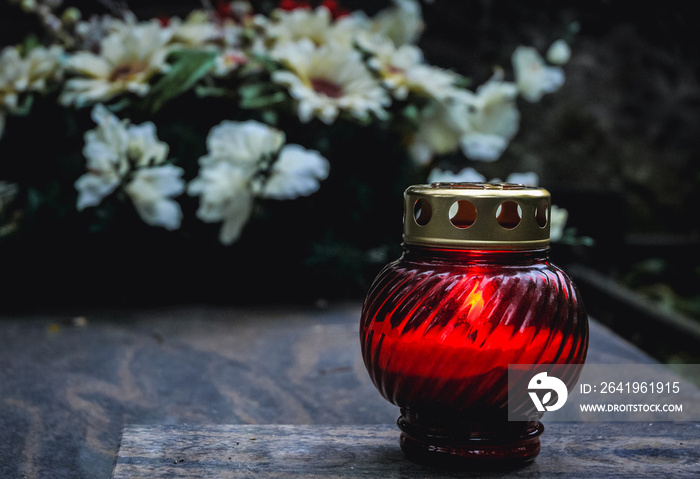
xmin=360 ymin=183 xmax=588 ymax=467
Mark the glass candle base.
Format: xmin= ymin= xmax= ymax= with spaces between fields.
xmin=361 ymin=184 xmax=589 ymax=469
xmin=397 ymin=408 xmax=543 ymax=468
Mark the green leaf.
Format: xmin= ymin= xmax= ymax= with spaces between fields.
xmin=401 ymin=103 xmax=420 ymax=125
xmin=260 ymin=109 xmax=279 ymax=126
xmin=194 ymin=85 xmax=236 ymax=98
xmin=239 ymin=92 xmax=287 ymax=109
xmin=12 ymin=94 xmax=34 ymax=117
xmin=143 ymin=49 xmax=218 ymax=113
xmin=20 ymin=34 xmax=41 ymax=55
xmin=238 ymin=83 xmax=267 ymax=99
xmin=247 ymin=53 xmax=282 ymax=73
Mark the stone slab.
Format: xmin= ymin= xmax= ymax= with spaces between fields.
xmin=112 ymin=423 xmax=700 ymax=478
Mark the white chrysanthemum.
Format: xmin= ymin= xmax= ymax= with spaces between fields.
xmin=188 ymin=120 xmax=330 ymax=244
xmin=371 ymin=0 xmax=424 ymax=46
xmin=272 ymin=39 xmax=389 ymax=124
xmin=188 ymin=161 xmax=254 ymax=245
xmin=124 ymin=164 xmax=185 ymax=230
xmin=409 ymin=102 xmax=462 ymax=165
xmin=261 ymin=144 xmax=330 ymax=199
xmin=76 ymin=104 xmax=184 ymax=229
xmin=512 ymin=46 xmax=564 ymax=103
xmin=2 ymin=45 xmax=63 ymax=95
xmin=0 ymin=47 xmax=23 ymax=111
xmin=364 ymin=38 xmax=458 ymax=101
xmin=220 ymin=18 xmax=245 ymax=48
xmin=74 ymin=13 xmax=135 ymax=51
xmin=76 ymin=105 xmax=131 ymax=210
xmin=200 ymin=120 xmax=284 ymax=168
xmin=188 ymin=120 xmax=283 ymax=244
xmin=0 ymin=44 xmax=63 ymax=119
xmin=61 ymin=21 xmax=173 ymax=107
xmin=266 ymin=5 xmax=362 ymax=47
xmin=168 ymin=10 xmax=220 ymax=47
xmin=546 ymin=39 xmax=571 ymax=66
xmin=410 ymin=72 xmax=519 ymax=164
xmin=125 ymin=122 xmax=170 ymax=168
xmin=449 ymin=74 xmax=520 ymax=162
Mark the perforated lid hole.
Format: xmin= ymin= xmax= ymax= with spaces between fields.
xmin=496 ymin=201 xmax=522 ymax=229
xmin=535 ymin=198 xmax=549 ymax=228
xmin=413 ymin=198 xmax=432 ymax=226
xmin=449 ymin=200 xmax=477 ymax=229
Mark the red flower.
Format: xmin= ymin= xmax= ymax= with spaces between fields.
xmin=156 ymin=15 xmax=171 ymax=27
xmin=320 ymin=0 xmax=350 ymax=20
xmin=215 ymin=0 xmax=233 ymax=19
xmin=279 ymin=0 xmax=312 ymax=11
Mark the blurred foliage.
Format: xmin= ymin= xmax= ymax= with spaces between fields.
xmin=621 ymin=258 xmax=700 ymax=320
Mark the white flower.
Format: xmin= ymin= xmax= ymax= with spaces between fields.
xmin=124 ymin=164 xmax=185 ymax=230
xmin=461 ymin=133 xmax=510 ymax=162
xmin=371 ymin=0 xmax=424 ymax=46
xmin=272 ymin=39 xmax=389 ymax=124
xmin=61 ymin=21 xmax=173 ymax=107
xmin=428 ymin=167 xmax=485 ymax=184
xmin=188 ymin=120 xmax=330 ymax=244
xmin=546 ymin=39 xmax=571 ymax=65
xmin=2 ymin=45 xmax=63 ymax=95
xmin=512 ymin=46 xmax=564 ymax=102
xmin=188 ymin=161 xmax=254 ymax=245
xmin=409 ymin=71 xmax=520 ymax=164
xmin=265 ymin=5 xmax=362 ymax=47
xmin=76 ymin=104 xmax=184 ymax=229
xmin=74 ymin=13 xmax=133 ymax=51
xmin=199 ymin=120 xmax=284 ymax=168
xmin=503 ymin=171 xmax=539 ymax=186
xmin=449 ymin=73 xmax=520 ymax=162
xmin=550 ymin=204 xmax=569 ymax=242
xmin=0 ymin=47 xmax=23 ymax=111
xmin=76 ymin=105 xmax=130 ymax=210
xmin=409 ymin=101 xmax=462 ymax=165
xmin=168 ymin=10 xmax=220 ymax=47
xmin=0 ymin=44 xmax=63 ymax=137
xmin=261 ymin=144 xmax=330 ymax=199
xmin=125 ymin=122 xmax=170 ymax=168
xmin=364 ymin=38 xmax=458 ymax=101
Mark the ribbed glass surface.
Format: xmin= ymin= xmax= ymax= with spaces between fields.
xmin=360 ymin=246 xmax=589 ymax=414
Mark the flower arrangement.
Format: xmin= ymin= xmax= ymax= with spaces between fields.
xmin=0 ymin=0 xmax=577 ymax=302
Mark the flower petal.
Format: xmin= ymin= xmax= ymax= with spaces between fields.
xmin=125 ymin=165 xmax=185 ymax=230
xmin=262 ymin=145 xmax=330 ymax=200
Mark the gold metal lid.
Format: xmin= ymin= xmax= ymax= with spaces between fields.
xmin=403 ymin=183 xmax=552 ymax=249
